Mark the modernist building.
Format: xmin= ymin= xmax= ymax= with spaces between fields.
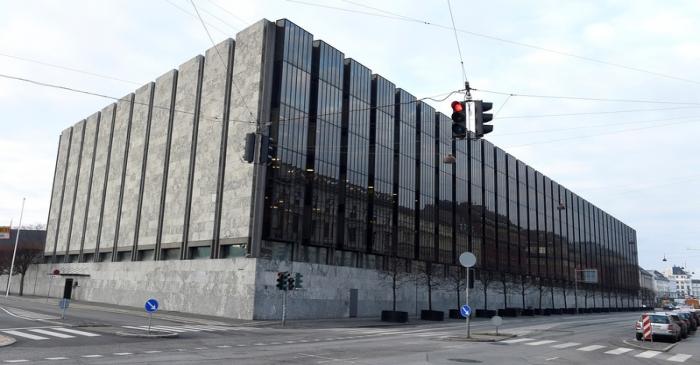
xmin=34 ymin=19 xmax=640 ymax=319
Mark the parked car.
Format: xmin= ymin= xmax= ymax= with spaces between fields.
xmin=666 ymin=313 xmax=689 ymax=339
xmin=676 ymin=312 xmax=697 ymax=332
xmin=636 ymin=313 xmax=681 ymax=342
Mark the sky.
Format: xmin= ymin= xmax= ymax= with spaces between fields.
xmin=1 ymin=0 xmax=699 ymax=274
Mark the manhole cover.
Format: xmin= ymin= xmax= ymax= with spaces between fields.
xmin=448 ymin=359 xmax=482 ymax=363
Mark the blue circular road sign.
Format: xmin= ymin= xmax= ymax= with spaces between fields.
xmin=460 ymin=304 xmax=471 ymax=317
xmin=145 ymin=298 xmax=159 ymax=313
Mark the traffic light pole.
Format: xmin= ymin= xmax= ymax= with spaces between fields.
xmin=282 ymin=287 xmax=288 ymax=327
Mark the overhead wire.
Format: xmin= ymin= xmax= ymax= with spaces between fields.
xmin=6 ymin=69 xmax=699 ymax=159
xmin=288 ymin=0 xmax=700 ymax=86
xmin=163 ymin=0 xmax=229 ymax=36
xmin=471 ymin=87 xmax=700 ymax=106
xmin=206 ymin=0 xmax=252 ymax=26
xmin=0 ymin=52 xmax=141 ymax=86
xmin=496 ymin=114 xmax=700 ymax=136
xmin=0 ymin=72 xmax=464 ymax=130
xmin=189 ymin=0 xmax=256 ymax=124
xmin=496 ymin=106 xmax=700 ymax=120
xmin=504 ymin=117 xmax=700 ymax=149
xmin=446 ymin=0 xmax=467 ymax=86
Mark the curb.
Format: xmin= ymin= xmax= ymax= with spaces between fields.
xmin=622 ymin=339 xmax=678 ymax=352
xmin=115 ymin=331 xmax=179 ymax=339
xmin=444 ymin=333 xmax=517 ymax=342
xmin=0 ymin=335 xmax=16 ymax=347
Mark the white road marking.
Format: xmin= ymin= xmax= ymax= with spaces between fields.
xmin=28 ymin=329 xmax=74 ymax=339
xmin=551 ymin=342 xmax=580 ymax=349
xmin=81 ymin=355 xmax=102 ymax=358
xmin=254 ymin=343 xmax=266 ymax=346
xmin=525 ymin=340 xmax=557 ymax=346
xmin=667 ymin=354 xmax=692 ymax=362
xmin=501 ymin=337 xmax=534 ymax=344
xmin=113 ymin=353 xmax=132 ymax=356
xmin=150 ymin=326 xmax=190 ymax=333
xmin=49 ymin=327 xmax=100 ymax=337
xmin=180 ymin=326 xmax=212 ymax=331
xmin=144 ymin=350 xmax=162 ymax=353
xmin=605 ymin=347 xmax=634 ymax=355
xmin=545 ymin=357 xmax=559 ymax=361
xmin=194 ymin=347 xmax=207 ymax=350
xmin=216 ymin=345 xmax=231 ymax=348
xmin=4 ymin=360 xmax=29 ymax=363
xmin=2 ymin=330 xmax=48 ymax=340
xmin=577 ymin=345 xmax=606 ymax=352
xmin=635 ymin=350 xmax=661 ymax=359
xmin=45 ymin=357 xmax=69 ymax=361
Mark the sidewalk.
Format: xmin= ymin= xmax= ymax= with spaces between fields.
xmin=2 ymin=295 xmax=490 ymax=330
xmin=1 ymin=295 xmax=263 ymax=327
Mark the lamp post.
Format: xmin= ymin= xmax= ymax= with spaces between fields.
xmin=5 ymin=198 xmax=25 ymax=298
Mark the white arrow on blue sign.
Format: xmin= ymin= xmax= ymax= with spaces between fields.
xmin=145 ymin=298 xmax=159 ymax=313
xmin=460 ymin=304 xmax=471 ymax=317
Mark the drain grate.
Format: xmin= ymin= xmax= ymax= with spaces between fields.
xmin=448 ymin=359 xmax=482 ymax=363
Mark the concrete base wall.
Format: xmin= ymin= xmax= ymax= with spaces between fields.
xmin=4 ymin=259 xmax=257 ymax=319
xmin=3 ymin=259 xmax=638 ymax=320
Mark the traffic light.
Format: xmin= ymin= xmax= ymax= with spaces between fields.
xmin=287 ymin=276 xmax=295 ymax=290
xmin=243 ymin=133 xmax=256 ymax=163
xmin=260 ymin=135 xmax=277 ymax=165
xmin=473 ymin=100 xmax=493 ymax=138
xmin=294 ymin=273 xmax=303 ymax=289
xmin=276 ymin=272 xmax=288 ymax=290
xmin=450 ymin=100 xmax=467 ymax=140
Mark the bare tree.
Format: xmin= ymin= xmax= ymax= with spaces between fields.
xmin=442 ymin=266 xmax=467 ymax=309
xmin=11 ymin=247 xmax=43 ymax=296
xmin=378 ymin=256 xmax=412 ymax=311
xmin=492 ymin=273 xmax=519 ymax=309
xmin=414 ymin=262 xmax=443 ymax=311
xmin=477 ymin=269 xmax=495 ymax=310
xmin=519 ymin=275 xmax=536 ymax=308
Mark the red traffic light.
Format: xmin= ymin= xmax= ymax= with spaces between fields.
xmin=451 ymin=101 xmax=464 ymax=112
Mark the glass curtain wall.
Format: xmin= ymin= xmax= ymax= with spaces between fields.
xmin=417 ymin=102 xmax=436 ymax=262
xmin=469 ymin=138 xmax=484 ymax=268
xmin=265 ymin=20 xmax=313 ymax=246
xmin=305 ymin=40 xmax=343 ymax=256
xmin=394 ymin=89 xmax=417 ymax=259
xmin=340 ymin=59 xmax=371 ymax=256
xmin=259 ymin=19 xmax=640 ymax=297
xmin=369 ymin=75 xmax=396 ymax=256
xmin=437 ymin=114 xmax=456 ymax=262
xmin=495 ymin=147 xmax=508 ymax=273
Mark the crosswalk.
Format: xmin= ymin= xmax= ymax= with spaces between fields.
xmin=122 ymin=324 xmax=238 ymax=334
xmin=324 ymin=327 xmax=453 ymax=339
xmin=499 ymin=337 xmax=692 ymax=363
xmin=2 ymin=327 xmax=100 ymax=341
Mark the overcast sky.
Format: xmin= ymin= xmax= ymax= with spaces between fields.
xmin=1 ymin=0 xmax=698 ymax=274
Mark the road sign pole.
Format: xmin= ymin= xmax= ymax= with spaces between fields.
xmin=148 ymin=312 xmax=152 ymax=334
xmin=466 ymin=267 xmax=471 ymax=339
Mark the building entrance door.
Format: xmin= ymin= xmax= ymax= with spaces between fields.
xmin=349 ymin=289 xmax=358 ymax=317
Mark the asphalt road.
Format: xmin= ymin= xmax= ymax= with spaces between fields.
xmin=0 ymin=298 xmax=698 ymax=364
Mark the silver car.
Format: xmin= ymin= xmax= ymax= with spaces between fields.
xmin=635 ymin=313 xmax=681 ymax=342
